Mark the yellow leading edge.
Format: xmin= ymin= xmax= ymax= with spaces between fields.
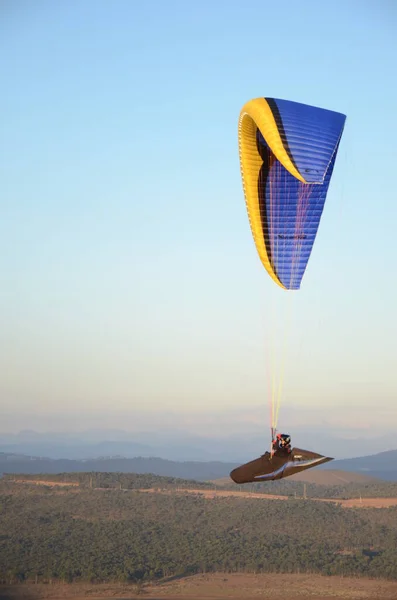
xmin=238 ymin=97 xmax=309 ymax=290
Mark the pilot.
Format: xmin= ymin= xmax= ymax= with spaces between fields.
xmin=272 ymin=433 xmax=292 ymax=454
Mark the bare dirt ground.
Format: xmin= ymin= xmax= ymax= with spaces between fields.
xmin=138 ymin=488 xmax=290 ymax=501
xmin=137 ymin=487 xmax=397 ymax=509
xmin=2 ymin=573 xmax=397 ymax=600
xmin=13 ymin=479 xmax=80 ymax=487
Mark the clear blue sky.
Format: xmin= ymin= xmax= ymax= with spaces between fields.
xmin=1 ymin=0 xmax=396 ymax=445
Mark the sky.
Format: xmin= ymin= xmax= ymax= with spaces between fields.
xmin=1 ymin=0 xmax=396 ymax=453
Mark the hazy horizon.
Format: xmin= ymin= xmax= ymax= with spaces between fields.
xmin=2 ymin=401 xmax=397 ymax=461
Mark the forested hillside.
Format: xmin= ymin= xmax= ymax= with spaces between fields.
xmin=2 ymin=476 xmax=397 ymax=585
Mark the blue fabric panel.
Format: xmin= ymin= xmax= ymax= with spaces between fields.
xmin=266 ymin=97 xmax=346 ymax=183
xmin=257 ymin=132 xmax=339 ymax=289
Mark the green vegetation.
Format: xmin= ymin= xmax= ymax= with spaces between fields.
xmin=2 ymin=473 xmax=397 ymax=585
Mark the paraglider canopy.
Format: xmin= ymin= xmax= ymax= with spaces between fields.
xmin=238 ymin=97 xmax=346 ymax=290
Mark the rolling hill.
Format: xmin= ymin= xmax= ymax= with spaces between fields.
xmin=326 ymin=450 xmax=397 ymax=481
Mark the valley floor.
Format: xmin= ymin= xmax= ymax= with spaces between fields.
xmin=2 ymin=573 xmax=397 ymax=600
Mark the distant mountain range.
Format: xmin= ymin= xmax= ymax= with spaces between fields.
xmin=0 ymin=453 xmax=235 ymax=480
xmin=322 ymin=449 xmax=397 ymax=481
xmin=1 ymin=449 xmax=397 ymax=481
xmin=0 ymin=430 xmax=256 ymax=462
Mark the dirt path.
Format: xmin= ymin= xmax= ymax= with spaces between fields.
xmin=138 ymin=488 xmax=290 ymax=501
xmin=13 ymin=479 xmax=80 ymax=487
xmin=137 ymin=487 xmax=397 ymax=508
